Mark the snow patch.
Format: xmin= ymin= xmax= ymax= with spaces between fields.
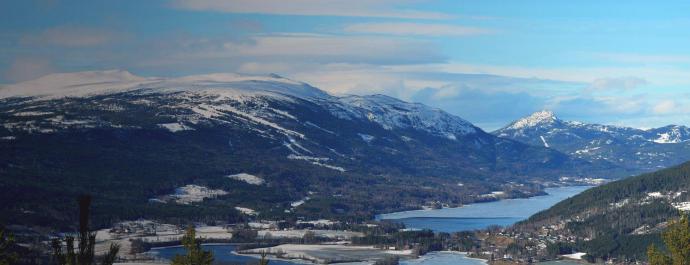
xmin=209 ymin=104 xmax=305 ymax=138
xmin=287 ymin=154 xmax=346 ymax=172
xmin=506 ymin=110 xmax=557 ymax=130
xmin=562 ymin=252 xmax=587 ymax=260
xmin=540 ymin=135 xmax=550 ymax=148
xmin=169 ymin=185 xmax=228 ymax=204
xmin=655 ymin=132 xmax=679 ymax=144
xmin=673 ymin=202 xmax=690 ymax=211
xmin=235 ymin=207 xmax=258 ymax=216
xmin=296 ymin=219 xmax=338 ymax=226
xmin=13 ymin=111 xmax=53 ymax=116
xmin=227 ymin=173 xmax=264 ymax=185
xmin=291 ymin=197 xmax=310 ymax=207
xmin=358 ymin=133 xmax=375 ymax=143
xmin=304 ymin=121 xmax=335 ymax=134
xmin=647 ymin=192 xmax=664 ymax=198
xmin=158 ymin=123 xmax=194 ymax=132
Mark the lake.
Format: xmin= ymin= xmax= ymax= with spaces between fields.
xmin=150 ymin=186 xmax=591 ymax=265
xmin=377 ymin=186 xmax=592 ymax=232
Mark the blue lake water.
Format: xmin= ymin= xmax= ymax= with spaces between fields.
xmin=377 ymin=186 xmax=592 ymax=232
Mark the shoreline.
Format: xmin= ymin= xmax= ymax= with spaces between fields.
xmin=145 ymin=244 xmax=491 ymax=265
xmin=376 ymin=185 xmax=594 ymax=220
xmin=401 ymin=251 xmax=489 ymax=265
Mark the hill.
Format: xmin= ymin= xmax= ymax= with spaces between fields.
xmin=1 ymin=70 xmax=617 ymax=230
xmin=517 ymin=161 xmax=690 ymax=261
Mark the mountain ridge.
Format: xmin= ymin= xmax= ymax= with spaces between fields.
xmin=494 ymin=110 xmax=690 ymax=174
xmin=0 ymin=70 xmax=615 ymax=229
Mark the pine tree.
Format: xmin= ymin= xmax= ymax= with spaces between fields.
xmin=52 ymin=195 xmax=120 ymax=265
xmin=171 ymin=226 xmax=213 ymax=265
xmin=0 ymin=226 xmax=18 ymax=265
xmin=649 ymin=244 xmax=673 ymax=265
xmin=648 ymin=215 xmax=690 ymax=265
xmin=258 ymin=251 xmax=270 ymax=265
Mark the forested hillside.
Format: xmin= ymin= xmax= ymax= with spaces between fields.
xmin=518 ymin=161 xmax=690 ymax=261
xmin=0 ymin=71 xmax=616 ymax=230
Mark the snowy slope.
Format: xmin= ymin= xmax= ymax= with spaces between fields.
xmin=1 ymin=71 xmax=477 ymax=140
xmin=334 ymin=94 xmax=477 ymax=139
xmin=1 ymin=70 xmax=628 ymax=230
xmin=0 ymin=70 xmax=615 ymax=183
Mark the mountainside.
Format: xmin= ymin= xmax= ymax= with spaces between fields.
xmin=0 ymin=70 xmax=612 ymax=229
xmin=494 ymin=110 xmax=690 ymax=175
xmin=517 ymin=161 xmax=690 ymax=261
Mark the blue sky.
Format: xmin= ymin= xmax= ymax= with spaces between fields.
xmin=2 ymin=0 xmax=690 ymax=130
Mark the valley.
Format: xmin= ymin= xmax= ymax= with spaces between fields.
xmin=1 ymin=71 xmax=689 ymax=265
xmin=0 ymin=71 xmax=611 ymax=231
xmin=5 ymin=3 xmax=690 ymax=265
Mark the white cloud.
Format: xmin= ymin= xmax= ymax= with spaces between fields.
xmin=437 ymin=62 xmax=690 ymax=87
xmin=588 ymin=77 xmax=647 ymax=91
xmin=344 ymin=22 xmax=491 ymax=36
xmin=653 ymin=100 xmax=676 ymax=114
xmin=21 ymin=25 xmax=122 ymax=47
xmin=171 ymin=0 xmax=452 ymax=19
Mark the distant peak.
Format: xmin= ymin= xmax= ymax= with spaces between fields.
xmin=530 ymin=110 xmax=557 ymax=120
xmin=506 ymin=110 xmax=558 ymax=130
xmin=268 ymin=73 xmax=283 ymax=79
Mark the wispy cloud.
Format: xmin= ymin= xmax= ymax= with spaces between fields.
xmin=344 ymin=22 xmax=491 ymax=37
xmin=20 ymin=25 xmax=123 ymax=47
xmin=593 ymin=52 xmax=690 ymax=64
xmin=587 ymin=77 xmax=647 ymax=91
xmin=163 ymin=33 xmax=447 ymax=65
xmin=170 ymin=0 xmax=452 ymax=19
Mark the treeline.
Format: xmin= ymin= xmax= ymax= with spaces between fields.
xmin=517 ymin=161 xmax=690 ymax=262
xmin=352 ymin=229 xmax=479 ymax=256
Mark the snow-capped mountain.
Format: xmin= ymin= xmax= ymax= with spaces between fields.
xmin=0 ymin=70 xmax=614 ymax=228
xmin=647 ymin=125 xmax=690 ymax=144
xmin=494 ymin=110 xmax=690 ymax=174
xmin=333 ymin=94 xmax=477 ymax=139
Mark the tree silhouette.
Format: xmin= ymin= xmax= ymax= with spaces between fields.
xmin=258 ymin=251 xmax=270 ymax=265
xmin=51 ymin=195 xmax=120 ymax=265
xmin=171 ymin=226 xmax=213 ymax=265
xmin=648 ymin=215 xmax=690 ymax=265
xmin=0 ymin=226 xmax=18 ymax=265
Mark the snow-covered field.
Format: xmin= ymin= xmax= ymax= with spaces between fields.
xmin=168 ymin=185 xmax=228 ymax=204
xmin=561 ymin=252 xmax=587 ymax=260
xmin=158 ymin=123 xmax=194 ymax=132
xmin=235 ymin=206 xmax=258 ymax=216
xmin=240 ymin=244 xmax=414 ymax=264
xmin=257 ymin=229 xmax=363 ymax=240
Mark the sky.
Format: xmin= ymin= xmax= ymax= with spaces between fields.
xmin=2 ymin=0 xmax=690 ymax=130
